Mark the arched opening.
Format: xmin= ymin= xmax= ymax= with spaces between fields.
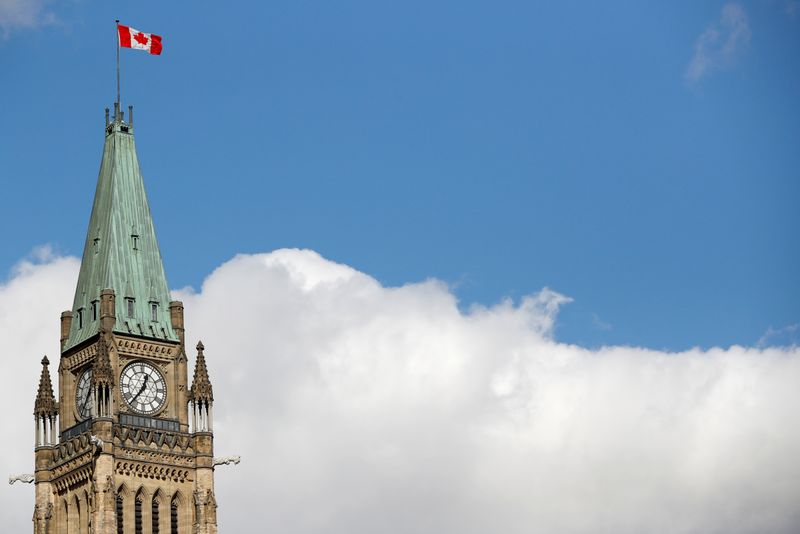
xmin=70 ymin=494 xmax=81 ymax=534
xmin=79 ymin=491 xmax=89 ymax=534
xmin=132 ymin=486 xmax=152 ymax=534
xmin=170 ymin=495 xmax=180 ymax=534
xmin=116 ymin=494 xmax=124 ymax=534
xmin=169 ymin=490 xmax=189 ymax=534
xmin=152 ymin=490 xmax=168 ymax=534
xmin=170 ymin=500 xmax=178 ymax=534
xmin=60 ymin=498 xmax=68 ymax=534
xmin=84 ymin=490 xmax=92 ymax=534
xmin=117 ymin=483 xmax=134 ymax=534
xmin=135 ymin=493 xmax=143 ymax=534
xmin=152 ymin=495 xmax=160 ymax=534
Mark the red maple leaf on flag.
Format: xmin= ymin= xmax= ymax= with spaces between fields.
xmin=118 ymin=24 xmax=163 ymax=55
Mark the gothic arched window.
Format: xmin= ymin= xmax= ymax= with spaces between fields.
xmin=73 ymin=495 xmax=81 ymax=534
xmin=61 ymin=499 xmax=68 ymax=534
xmin=116 ymin=494 xmax=124 ymax=534
xmin=150 ymin=497 xmax=160 ymax=534
xmin=171 ymin=499 xmax=179 ymax=534
xmin=135 ymin=495 xmax=143 ymax=534
xmin=152 ymin=497 xmax=160 ymax=534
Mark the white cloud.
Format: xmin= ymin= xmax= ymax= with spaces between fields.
xmin=0 ymin=0 xmax=56 ymax=38
xmin=0 ymin=252 xmax=78 ymax=526
xmin=591 ymin=312 xmax=612 ymax=331
xmin=758 ymin=323 xmax=799 ymax=347
xmin=686 ymin=3 xmax=751 ymax=84
xmin=2 ymin=249 xmax=800 ymax=533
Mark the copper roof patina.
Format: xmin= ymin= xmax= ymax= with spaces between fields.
xmin=64 ymin=108 xmax=178 ymax=350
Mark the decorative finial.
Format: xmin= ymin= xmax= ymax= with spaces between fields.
xmin=190 ymin=341 xmax=213 ymax=402
xmin=34 ymin=356 xmax=57 ymax=416
xmin=92 ymin=333 xmax=114 ymax=387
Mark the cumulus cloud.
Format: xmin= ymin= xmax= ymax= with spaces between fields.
xmin=2 ymin=249 xmax=800 ymax=533
xmin=0 ymin=252 xmax=78 ymax=527
xmin=686 ymin=3 xmax=751 ymax=84
xmin=0 ymin=0 xmax=56 ymax=38
xmin=758 ymin=323 xmax=799 ymax=348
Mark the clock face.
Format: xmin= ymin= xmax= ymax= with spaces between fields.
xmin=120 ymin=362 xmax=167 ymax=414
xmin=75 ymin=369 xmax=94 ymax=420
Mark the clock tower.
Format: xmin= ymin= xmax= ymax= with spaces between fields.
xmin=31 ymin=104 xmax=219 ymax=534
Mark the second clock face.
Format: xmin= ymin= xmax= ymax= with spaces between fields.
xmin=75 ymin=369 xmax=93 ymax=420
xmin=120 ymin=362 xmax=167 ymax=414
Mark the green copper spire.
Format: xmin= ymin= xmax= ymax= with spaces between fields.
xmin=64 ymin=106 xmax=178 ymax=350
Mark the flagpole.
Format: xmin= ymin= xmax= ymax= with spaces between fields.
xmin=115 ymin=19 xmax=120 ymax=114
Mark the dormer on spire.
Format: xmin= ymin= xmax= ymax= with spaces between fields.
xmin=34 ymin=356 xmax=58 ymax=447
xmin=190 ymin=341 xmax=214 ymax=432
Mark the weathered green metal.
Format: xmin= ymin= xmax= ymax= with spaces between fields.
xmin=64 ymin=112 xmax=178 ymax=350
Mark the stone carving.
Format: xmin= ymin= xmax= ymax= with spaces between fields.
xmin=9 ymin=473 xmax=34 ymax=484
xmin=113 ymin=425 xmax=192 ymax=452
xmin=206 ymin=491 xmax=217 ymax=525
xmin=117 ymin=338 xmax=174 ymax=360
xmin=52 ymin=451 xmax=92 ymax=479
xmin=52 ymin=464 xmax=93 ymax=493
xmin=54 ymin=432 xmax=95 ymax=463
xmin=193 ymin=490 xmax=206 ymax=530
xmin=213 ymin=456 xmax=240 ymax=466
xmin=63 ymin=344 xmax=97 ymax=371
xmin=115 ymin=460 xmax=191 ymax=482
xmin=102 ymin=474 xmax=115 ymax=527
xmin=32 ymin=502 xmax=54 ymax=534
xmin=115 ymin=446 xmax=195 ymax=468
xmin=90 ymin=435 xmax=104 ymax=453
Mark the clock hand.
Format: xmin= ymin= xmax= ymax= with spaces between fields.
xmin=131 ymin=375 xmax=149 ymax=402
xmin=82 ymin=391 xmax=91 ymax=412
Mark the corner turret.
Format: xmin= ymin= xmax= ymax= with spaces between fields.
xmin=190 ymin=341 xmax=214 ymax=432
xmin=91 ymin=328 xmax=115 ymax=418
xmin=34 ymin=357 xmax=58 ymax=447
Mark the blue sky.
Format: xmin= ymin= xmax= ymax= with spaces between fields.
xmin=1 ymin=1 xmax=798 ymax=351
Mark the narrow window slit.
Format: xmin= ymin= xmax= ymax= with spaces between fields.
xmin=152 ymin=499 xmax=160 ymax=534
xmin=171 ymin=500 xmax=179 ymax=534
xmin=135 ymin=496 xmax=143 ymax=534
xmin=116 ymin=495 xmax=124 ymax=534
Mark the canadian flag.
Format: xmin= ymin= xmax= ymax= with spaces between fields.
xmin=117 ymin=24 xmax=163 ymax=55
